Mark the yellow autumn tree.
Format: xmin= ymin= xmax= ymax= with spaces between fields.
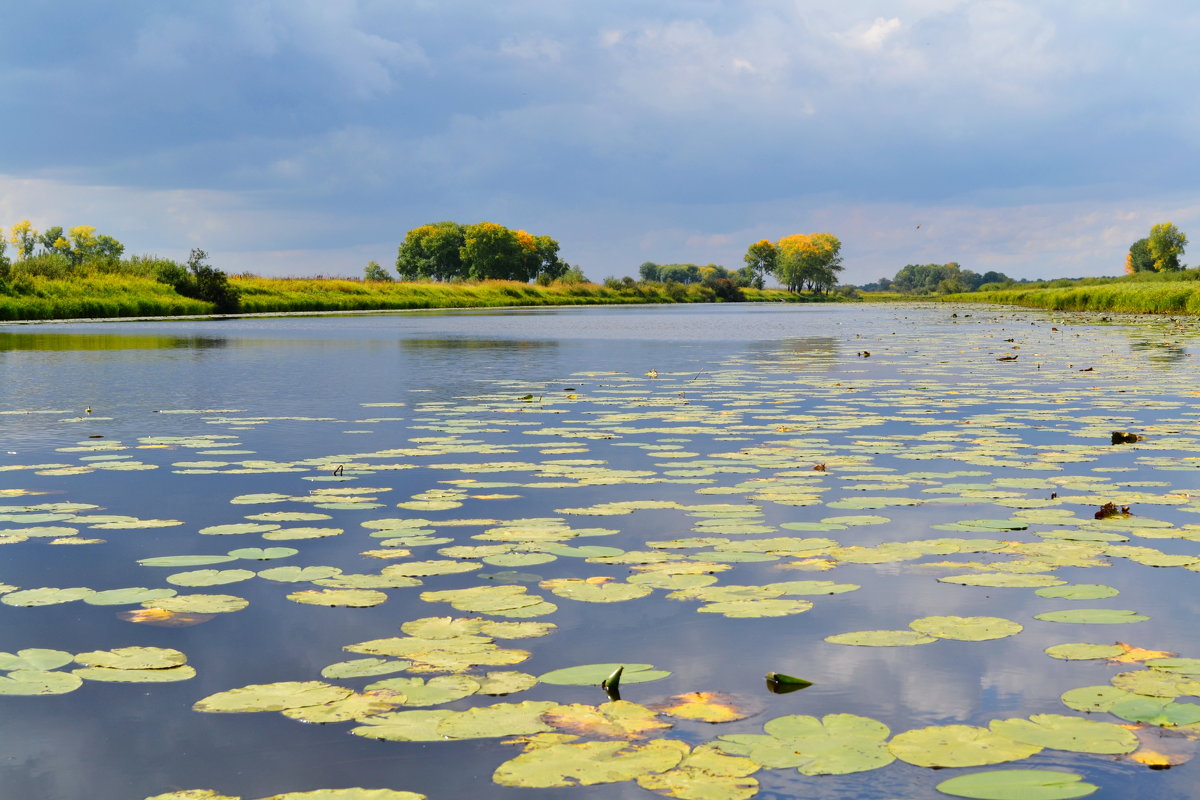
xmin=774 ymin=233 xmax=844 ymax=293
xmin=9 ymin=220 xmax=37 ymax=260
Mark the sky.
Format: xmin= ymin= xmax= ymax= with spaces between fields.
xmin=1 ymin=0 xmax=1198 ymax=284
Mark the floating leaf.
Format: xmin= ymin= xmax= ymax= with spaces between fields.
xmin=539 ymin=663 xmax=671 ymax=686
xmin=1044 ymin=643 xmax=1125 ymax=661
xmin=1034 ymin=609 xmax=1149 ymax=624
xmin=75 ymin=646 xmax=187 ymax=670
xmin=825 ymin=630 xmax=937 ymax=647
xmin=74 ymin=665 xmax=196 ymax=682
xmin=138 ymin=555 xmax=237 ymax=567
xmin=542 ymin=700 xmax=673 ymax=738
xmin=194 ymin=681 xmax=352 ymax=713
xmin=540 ymin=577 xmax=653 ymax=603
xmin=0 ymin=669 xmax=83 ymax=695
xmin=228 ymin=547 xmax=298 ymax=560
xmin=655 ymin=692 xmax=755 ymax=723
xmin=935 ymin=769 xmax=1098 ymax=800
xmin=989 ymin=714 xmax=1137 ymax=754
xmin=493 ymin=736 xmax=690 ymax=788
xmin=363 ymin=675 xmax=480 ymax=706
xmin=1059 ymin=685 xmax=1131 ymax=713
xmin=1034 ymin=584 xmax=1120 ymax=600
xmin=477 ymin=671 xmax=538 ymax=696
xmin=909 ymin=616 xmax=1022 ymax=641
xmin=0 ymin=648 xmax=74 ymax=671
xmin=1109 ymin=696 xmax=1200 ymax=727
xmin=321 ymin=658 xmax=411 ymax=679
xmin=281 ymin=692 xmax=403 ymax=723
xmin=635 ymin=743 xmax=759 ymax=800
xmin=151 ymin=594 xmax=248 ymax=613
xmin=167 ymin=569 xmax=256 ymax=587
xmin=434 ymin=701 xmax=559 ymax=739
xmin=716 ymin=713 xmax=893 ymax=775
xmin=258 ymin=566 xmax=343 ymax=582
xmin=288 ymin=589 xmax=388 ymax=607
xmin=697 ymin=598 xmax=813 ymax=618
xmin=888 ymin=724 xmax=1042 ymax=767
xmin=2 ymin=587 xmax=94 ymax=606
xmin=253 ymin=790 xmax=426 ymax=800
xmin=940 ymin=574 xmax=1066 ymax=588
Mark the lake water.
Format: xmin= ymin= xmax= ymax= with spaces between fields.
xmin=3 ymin=303 xmax=1200 ymax=799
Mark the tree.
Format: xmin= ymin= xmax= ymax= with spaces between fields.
xmin=742 ymin=240 xmax=776 ymax=289
xmin=67 ymin=225 xmax=98 ymax=266
xmin=94 ymin=234 xmax=125 ymax=262
xmin=0 ymin=229 xmax=10 ymax=287
xmin=530 ymin=233 xmax=568 ymax=282
xmin=638 ymin=262 xmax=661 ymax=282
xmin=1125 ymin=238 xmax=1153 ymax=274
xmin=9 ymin=220 xmax=37 ymax=260
xmin=1147 ymin=222 xmax=1187 ymax=272
xmin=461 ymin=222 xmax=526 ymax=281
xmin=775 ymin=233 xmax=843 ymax=293
xmin=179 ymin=248 xmax=239 ymax=313
xmin=363 ymin=260 xmax=393 ymax=282
xmin=396 ymin=221 xmax=467 ymax=281
xmin=38 ymin=226 xmax=63 ymax=254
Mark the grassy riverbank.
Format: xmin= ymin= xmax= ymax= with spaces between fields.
xmin=941 ymin=269 xmax=1200 ymax=314
xmin=0 ymin=273 xmax=816 ymax=321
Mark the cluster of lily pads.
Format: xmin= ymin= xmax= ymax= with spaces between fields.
xmin=4 ymin=310 xmax=1200 ymax=799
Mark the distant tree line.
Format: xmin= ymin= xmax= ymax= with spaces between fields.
xmin=858 ymin=262 xmax=1015 ymax=294
xmin=0 ymin=220 xmax=237 ymax=312
xmin=636 ymin=262 xmax=759 ymax=299
xmin=396 ymin=221 xmax=575 ymax=284
xmin=1126 ymin=222 xmax=1187 ymax=273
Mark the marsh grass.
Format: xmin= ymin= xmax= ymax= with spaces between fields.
xmin=948 ymin=271 xmax=1200 ymax=315
xmin=0 ymin=273 xmax=810 ymax=321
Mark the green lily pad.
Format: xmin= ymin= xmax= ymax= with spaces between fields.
xmin=435 ymin=700 xmax=558 ymax=739
xmin=75 ymin=646 xmax=187 ymax=669
xmin=74 ymin=665 xmax=196 ymax=682
xmin=1109 ymin=695 xmax=1200 ymax=726
xmin=151 ymin=594 xmax=249 ymax=613
xmin=825 ymin=630 xmax=937 ymax=647
xmin=477 ymin=671 xmax=538 ymax=696
xmin=539 ymin=663 xmax=671 ymax=686
xmin=0 ymin=648 xmax=74 ymax=671
xmin=1044 ymin=643 xmax=1125 ymax=661
xmin=493 ymin=736 xmax=690 ymax=788
xmin=1059 ymin=685 xmax=1131 ymax=713
xmin=0 ymin=669 xmax=83 ymax=695
xmin=635 ymin=744 xmax=759 ymax=800
xmin=540 ymin=578 xmax=653 ymax=603
xmin=84 ymin=587 xmax=179 ymax=606
xmin=1034 ymin=584 xmax=1119 ymax=600
xmin=1034 ymin=609 xmax=1149 ymax=624
xmin=940 ymin=574 xmax=1066 ymax=588
xmin=199 ymin=523 xmax=281 ymax=536
xmin=137 ymin=555 xmax=237 ymax=567
xmin=288 ymin=589 xmax=388 ymax=607
xmin=716 ymin=713 xmax=893 ymax=775
xmin=381 ymin=560 xmax=482 ymax=577
xmin=909 ymin=616 xmax=1023 ymax=641
xmin=194 ymin=681 xmax=352 ymax=713
xmin=936 ymin=769 xmax=1098 ymax=800
xmin=364 ymin=675 xmax=481 ymax=705
xmin=989 ymin=714 xmax=1137 ymax=754
xmin=258 ymin=566 xmax=343 ymax=582
xmin=888 ymin=724 xmax=1042 ymax=767
xmin=1147 ymin=658 xmax=1200 ymax=675
xmin=2 ymin=587 xmax=94 ymax=606
xmin=281 ymin=693 xmax=404 ymax=724
xmin=228 ymin=547 xmax=298 ymax=560
xmin=697 ymin=598 xmax=814 ymax=618
xmin=349 ymin=709 xmax=455 ymax=741
xmin=167 ymin=569 xmax=256 ymax=587
xmin=321 ymin=658 xmax=411 ymax=680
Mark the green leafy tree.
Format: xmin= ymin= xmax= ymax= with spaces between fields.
xmin=638 ymin=262 xmax=661 ymax=281
xmin=94 ymin=234 xmax=125 ymax=262
xmin=363 ymin=260 xmax=393 ymax=282
xmin=1148 ymin=222 xmax=1187 ymax=272
xmin=461 ymin=222 xmax=526 ymax=281
xmin=38 ymin=226 xmax=63 ymax=254
xmin=396 ymin=221 xmax=467 ymax=281
xmin=1125 ymin=238 xmax=1153 ymax=273
xmin=743 ymin=240 xmax=777 ymax=289
xmin=530 ymin=233 xmax=568 ymax=282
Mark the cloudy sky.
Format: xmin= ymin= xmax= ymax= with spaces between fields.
xmin=1 ymin=1 xmax=1197 ymax=283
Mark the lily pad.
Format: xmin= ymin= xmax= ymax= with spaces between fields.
xmin=493 ymin=735 xmax=690 ymax=788
xmin=195 ymin=681 xmax=352 ymax=713
xmin=0 ymin=648 xmax=74 ymax=671
xmin=716 ymin=713 xmax=893 ymax=775
xmin=1034 ymin=609 xmax=1149 ymax=624
xmin=0 ymin=669 xmax=84 ymax=695
xmin=936 ymin=769 xmax=1098 ymax=800
xmin=74 ymin=665 xmax=196 ymax=682
xmin=1044 ymin=643 xmax=1125 ymax=661
xmin=151 ymin=594 xmax=249 ymax=613
xmin=540 ymin=577 xmax=653 ymax=603
xmin=2 ymin=587 xmax=94 ymax=606
xmin=542 ymin=700 xmax=673 ymax=739
xmin=888 ymin=724 xmax=1042 ymax=767
xmin=825 ymin=630 xmax=937 ymax=647
xmin=167 ymin=569 xmax=256 ymax=587
xmin=75 ymin=646 xmax=187 ymax=670
xmin=363 ymin=675 xmax=480 ymax=706
xmin=137 ymin=555 xmax=238 ymax=567
xmin=909 ymin=616 xmax=1023 ymax=641
xmin=287 ymin=589 xmax=388 ymax=607
xmin=1034 ymin=584 xmax=1119 ymax=600
xmin=989 ymin=714 xmax=1137 ymax=754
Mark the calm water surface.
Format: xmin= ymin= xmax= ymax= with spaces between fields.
xmin=3 ymin=303 xmax=1200 ymax=799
